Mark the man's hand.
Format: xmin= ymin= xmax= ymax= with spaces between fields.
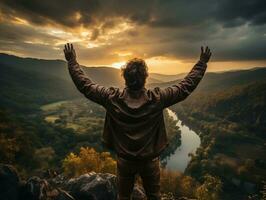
xmin=64 ymin=43 xmax=76 ymax=62
xmin=200 ymin=46 xmax=212 ymax=63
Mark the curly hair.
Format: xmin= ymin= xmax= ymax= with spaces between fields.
xmin=121 ymin=58 xmax=149 ymax=90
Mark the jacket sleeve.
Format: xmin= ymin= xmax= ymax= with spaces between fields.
xmin=67 ymin=59 xmax=116 ymax=107
xmin=160 ymin=60 xmax=207 ymax=108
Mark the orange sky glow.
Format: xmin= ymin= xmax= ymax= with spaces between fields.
xmin=0 ymin=2 xmax=265 ymax=74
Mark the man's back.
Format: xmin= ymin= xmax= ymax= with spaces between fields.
xmin=65 ymin=56 xmax=208 ymax=160
xmin=102 ymin=87 xmax=168 ymax=160
xmin=64 ymin=43 xmax=211 ymax=200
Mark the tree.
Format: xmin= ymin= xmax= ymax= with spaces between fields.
xmin=195 ymin=174 xmax=223 ymax=200
xmin=63 ymin=147 xmax=116 ymax=177
xmin=179 ymin=175 xmax=198 ymax=197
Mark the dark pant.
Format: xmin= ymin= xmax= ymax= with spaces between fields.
xmin=116 ymin=156 xmax=161 ymax=200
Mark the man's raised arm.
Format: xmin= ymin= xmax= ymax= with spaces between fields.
xmin=160 ymin=46 xmax=212 ymax=108
xmin=64 ymin=43 xmax=112 ymax=106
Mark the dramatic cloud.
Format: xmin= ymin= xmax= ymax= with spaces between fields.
xmin=2 ymin=0 xmax=266 ymax=28
xmin=0 ymin=0 xmax=265 ymax=73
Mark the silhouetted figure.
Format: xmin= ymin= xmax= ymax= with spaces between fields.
xmin=64 ymin=43 xmax=211 ymax=200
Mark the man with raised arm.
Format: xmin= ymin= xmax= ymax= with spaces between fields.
xmin=63 ymin=44 xmax=211 ymax=200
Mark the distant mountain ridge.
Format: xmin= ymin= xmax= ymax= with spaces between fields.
xmin=0 ymin=53 xmax=173 ymax=86
xmin=0 ymin=53 xmax=179 ymax=110
xmin=151 ymin=66 xmax=266 ymax=92
xmin=0 ymin=53 xmax=266 ymax=110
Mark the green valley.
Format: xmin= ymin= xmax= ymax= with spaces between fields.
xmin=0 ymin=53 xmax=266 ymax=199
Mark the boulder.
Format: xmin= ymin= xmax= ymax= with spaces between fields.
xmin=22 ymin=176 xmax=49 ymax=200
xmin=0 ymin=164 xmax=20 ymax=200
xmin=65 ymin=172 xmax=116 ymax=200
xmin=20 ymin=176 xmax=75 ymax=200
xmin=0 ymin=164 xmax=146 ymax=200
xmin=65 ymin=172 xmax=146 ymax=200
xmin=54 ymin=189 xmax=76 ymax=200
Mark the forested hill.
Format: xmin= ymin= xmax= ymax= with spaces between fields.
xmin=151 ymin=67 xmax=266 ymax=92
xmin=174 ymin=80 xmax=266 ymax=135
xmin=0 ymin=53 xmax=165 ymax=110
xmin=1 ymin=53 xmax=266 ymax=199
xmin=170 ymin=78 xmax=266 ymax=199
xmin=1 ymin=53 xmax=266 ymax=111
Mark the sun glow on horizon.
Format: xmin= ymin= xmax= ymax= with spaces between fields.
xmin=1 ymin=10 xmax=265 ymax=75
xmin=111 ymin=61 xmax=127 ymax=69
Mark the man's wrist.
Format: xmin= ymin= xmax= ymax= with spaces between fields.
xmin=199 ymin=59 xmax=207 ymax=65
xmin=68 ymin=58 xmax=78 ymax=66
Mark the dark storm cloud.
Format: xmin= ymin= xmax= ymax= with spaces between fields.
xmin=90 ymin=29 xmax=100 ymax=41
xmin=1 ymin=0 xmax=265 ymax=28
xmin=0 ymin=0 xmax=99 ymax=27
xmin=0 ymin=21 xmax=61 ymax=58
xmin=0 ymin=0 xmax=265 ymax=61
xmin=0 ymin=22 xmax=60 ymax=42
xmin=213 ymin=0 xmax=266 ymax=26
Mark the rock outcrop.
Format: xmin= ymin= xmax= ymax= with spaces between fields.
xmin=0 ymin=164 xmax=20 ymax=200
xmin=65 ymin=172 xmax=116 ymax=200
xmin=0 ymin=164 xmax=145 ymax=200
xmin=19 ymin=176 xmax=75 ymax=200
xmin=64 ymin=172 xmax=145 ymax=200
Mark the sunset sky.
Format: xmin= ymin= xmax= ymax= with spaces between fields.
xmin=0 ymin=0 xmax=265 ymax=74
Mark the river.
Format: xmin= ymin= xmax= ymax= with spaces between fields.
xmin=162 ymin=109 xmax=201 ymax=172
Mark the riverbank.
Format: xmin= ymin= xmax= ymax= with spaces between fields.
xmin=162 ymin=109 xmax=201 ymax=172
xmin=170 ymin=104 xmax=266 ymax=199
